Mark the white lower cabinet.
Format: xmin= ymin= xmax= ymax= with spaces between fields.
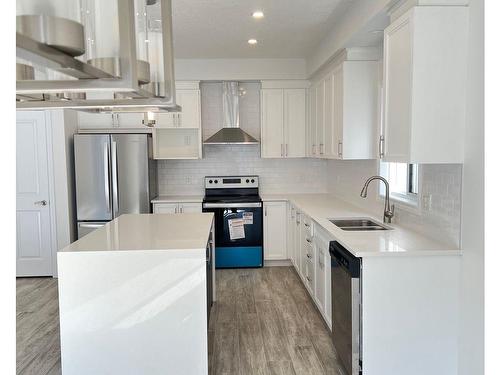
xmin=287 ymin=204 xmax=298 ymax=267
xmin=313 ymin=226 xmax=332 ymax=328
xmin=263 ymin=201 xmax=288 ymax=260
xmin=153 ymin=202 xmax=202 ymax=214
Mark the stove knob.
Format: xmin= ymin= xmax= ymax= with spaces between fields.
xmin=209 ymin=179 xmax=213 ymax=184
xmin=246 ymin=179 xmax=250 ymax=183
xmin=251 ymin=179 xmax=255 ymax=183
xmin=214 ymin=179 xmax=218 ymax=184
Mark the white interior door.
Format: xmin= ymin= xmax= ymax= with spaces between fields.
xmin=16 ymin=111 xmax=53 ymax=277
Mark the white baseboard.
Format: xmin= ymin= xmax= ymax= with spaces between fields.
xmin=264 ymin=259 xmax=292 ymax=267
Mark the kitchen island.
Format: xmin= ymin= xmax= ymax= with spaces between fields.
xmin=57 ymin=213 xmax=215 ymax=375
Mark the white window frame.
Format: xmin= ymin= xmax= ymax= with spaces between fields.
xmin=378 ymin=161 xmax=422 ymax=212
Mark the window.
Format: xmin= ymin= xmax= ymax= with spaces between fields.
xmin=379 ymin=162 xmax=419 ymax=204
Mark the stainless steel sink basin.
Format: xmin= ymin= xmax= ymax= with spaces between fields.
xmin=329 ymin=218 xmax=393 ymax=231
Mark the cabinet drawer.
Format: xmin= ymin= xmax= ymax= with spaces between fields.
xmin=306 ymin=258 xmax=315 ymax=289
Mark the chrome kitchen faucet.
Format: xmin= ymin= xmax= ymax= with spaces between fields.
xmin=360 ymin=176 xmax=395 ymax=223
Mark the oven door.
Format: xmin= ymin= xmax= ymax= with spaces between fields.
xmin=203 ymin=202 xmax=263 ymax=268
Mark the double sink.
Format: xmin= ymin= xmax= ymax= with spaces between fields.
xmin=329 ymin=218 xmax=393 ymax=231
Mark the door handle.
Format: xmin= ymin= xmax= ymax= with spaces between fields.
xmin=34 ymin=200 xmax=47 ymax=206
xmin=103 ymin=142 xmax=111 ymax=213
xmin=111 ymin=141 xmax=119 ymax=215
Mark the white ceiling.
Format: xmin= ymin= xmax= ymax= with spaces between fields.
xmin=170 ymin=0 xmax=348 ymax=59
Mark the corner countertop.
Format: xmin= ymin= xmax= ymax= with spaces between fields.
xmin=61 ymin=213 xmax=214 ymax=252
xmin=151 ymin=195 xmax=204 ymax=203
xmin=261 ymin=193 xmax=461 ymax=257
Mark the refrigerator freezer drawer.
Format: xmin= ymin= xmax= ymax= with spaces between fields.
xmin=77 ymin=221 xmax=108 ymax=239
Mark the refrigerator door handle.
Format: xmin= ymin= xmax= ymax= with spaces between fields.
xmin=103 ymin=142 xmax=111 ymax=213
xmin=111 ymin=140 xmax=119 ymax=216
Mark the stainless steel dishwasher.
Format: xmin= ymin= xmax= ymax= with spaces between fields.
xmin=329 ymin=241 xmax=362 ymax=375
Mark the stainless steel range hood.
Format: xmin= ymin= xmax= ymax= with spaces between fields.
xmin=16 ymin=0 xmax=178 ymax=113
xmin=203 ymin=82 xmax=259 ymax=145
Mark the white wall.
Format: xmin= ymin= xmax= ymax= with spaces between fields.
xmin=326 ymin=159 xmax=462 ymax=248
xmin=48 ymin=109 xmax=78 ymax=276
xmin=458 ymin=0 xmax=484 ymax=373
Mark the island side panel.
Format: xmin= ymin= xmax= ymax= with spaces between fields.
xmin=57 ymin=249 xmax=207 ymax=375
xmin=361 ymin=255 xmax=460 ymax=375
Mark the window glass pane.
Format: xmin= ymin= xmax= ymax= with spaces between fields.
xmin=379 ymin=161 xmax=419 ymax=200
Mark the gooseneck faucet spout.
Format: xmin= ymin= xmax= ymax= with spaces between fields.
xmin=360 ymin=176 xmax=394 ymax=223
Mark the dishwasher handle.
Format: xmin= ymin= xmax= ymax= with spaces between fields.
xmin=329 ymin=241 xmax=361 ymax=278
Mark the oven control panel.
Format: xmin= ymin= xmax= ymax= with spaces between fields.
xmin=205 ymin=176 xmax=259 ymax=189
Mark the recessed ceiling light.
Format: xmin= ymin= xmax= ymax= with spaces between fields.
xmin=248 ymin=39 xmax=258 ymax=45
xmin=252 ymin=11 xmax=264 ymax=19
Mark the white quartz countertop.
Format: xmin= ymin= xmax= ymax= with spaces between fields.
xmin=261 ymin=193 xmax=461 ymax=257
xmin=61 ymin=213 xmax=214 ymax=252
xmin=151 ymin=195 xmax=204 ymax=203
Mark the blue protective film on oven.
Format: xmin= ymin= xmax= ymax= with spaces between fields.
xmin=215 ymin=246 xmax=263 ymax=268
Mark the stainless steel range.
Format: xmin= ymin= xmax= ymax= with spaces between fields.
xmin=202 ymin=176 xmax=263 ymax=268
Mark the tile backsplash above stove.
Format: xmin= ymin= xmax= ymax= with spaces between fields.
xmin=157 ymin=145 xmax=328 ymax=195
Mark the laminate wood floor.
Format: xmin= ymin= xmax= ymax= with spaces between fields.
xmin=17 ymin=267 xmax=343 ymax=375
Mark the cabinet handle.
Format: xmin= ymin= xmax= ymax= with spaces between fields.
xmin=319 ymin=143 xmax=324 ymax=155
xmin=34 ymin=200 xmax=47 ymax=206
xmin=265 ymin=207 xmax=267 ymax=216
xmin=178 ymin=113 xmax=181 ymax=127
xmin=306 ymin=238 xmax=312 ymax=243
xmin=338 ymin=141 xmax=343 ymax=158
xmin=179 ymin=205 xmax=183 ymax=213
xmin=312 ymin=144 xmax=316 ymax=155
xmin=306 ymin=276 xmax=311 ymax=282
xmin=304 ymin=222 xmax=310 ymax=228
xmin=281 ymin=144 xmax=284 ymax=157
xmin=379 ymin=135 xmax=385 ymax=158
xmin=285 ymin=143 xmax=288 ymax=157
xmin=306 ymin=253 xmax=312 ymax=259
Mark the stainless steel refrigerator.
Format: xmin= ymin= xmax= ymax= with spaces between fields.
xmin=74 ymin=133 xmax=157 ymax=238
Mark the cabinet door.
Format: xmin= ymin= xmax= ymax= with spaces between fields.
xmin=323 ymin=74 xmax=336 ymax=158
xmin=316 ymin=82 xmax=325 ymax=157
xmin=177 ymin=89 xmax=201 ymax=128
xmin=315 ymin=238 xmax=327 ymax=315
xmin=294 ymin=211 xmax=302 ymax=273
xmin=263 ymin=201 xmax=287 ymax=260
xmin=383 ymin=14 xmax=412 ymax=161
xmin=155 ymin=113 xmax=176 ymax=128
xmin=153 ymin=203 xmax=178 ymax=213
xmin=284 ymin=89 xmax=306 ymax=157
xmin=308 ymin=87 xmax=317 ymax=157
xmin=77 ymin=92 xmax=115 ymax=129
xmin=287 ymin=204 xmax=297 ymax=266
xmin=116 ymin=113 xmax=145 ymax=128
xmin=78 ymin=112 xmax=114 ymax=129
xmin=261 ymin=89 xmax=284 ymax=158
xmin=179 ymin=202 xmax=202 ymax=213
xmin=333 ymin=65 xmax=344 ymax=159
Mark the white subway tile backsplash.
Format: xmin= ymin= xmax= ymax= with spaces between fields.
xmin=326 ymin=160 xmax=462 ymax=248
xmin=158 ymin=145 xmax=328 ymax=195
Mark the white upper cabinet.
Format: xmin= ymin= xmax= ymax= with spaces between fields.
xmin=261 ymin=81 xmax=307 ymax=159
xmin=156 ymin=82 xmax=201 ymax=129
xmin=260 ymin=89 xmax=284 ymax=158
xmin=309 ymin=57 xmax=378 ymax=160
xmin=263 ymin=201 xmax=288 ymax=260
xmin=308 ymin=86 xmax=317 ymax=157
xmin=284 ymin=89 xmax=307 ymax=157
xmin=382 ymin=6 xmax=468 ymax=163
